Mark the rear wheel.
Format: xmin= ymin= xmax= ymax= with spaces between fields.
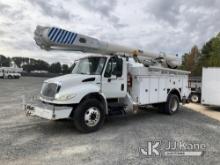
xmin=73 ymin=99 xmax=105 ymax=133
xmin=163 ymin=94 xmax=180 ymax=115
xmin=190 ymin=93 xmax=200 ymax=103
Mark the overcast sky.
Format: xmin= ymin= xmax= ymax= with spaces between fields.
xmin=0 ymin=0 xmax=219 ymax=64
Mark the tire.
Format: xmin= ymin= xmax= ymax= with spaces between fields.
xmin=190 ymin=93 xmax=200 ymax=103
xmin=8 ymin=75 xmax=12 ymax=79
xmin=164 ymin=94 xmax=180 ymax=115
xmin=73 ymin=99 xmax=105 ymax=133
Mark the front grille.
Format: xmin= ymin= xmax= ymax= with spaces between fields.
xmin=41 ymin=83 xmax=58 ymax=98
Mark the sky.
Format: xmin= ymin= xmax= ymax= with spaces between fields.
xmin=0 ymin=0 xmax=219 ymax=65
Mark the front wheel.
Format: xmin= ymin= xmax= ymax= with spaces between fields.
xmin=73 ymin=99 xmax=105 ymax=133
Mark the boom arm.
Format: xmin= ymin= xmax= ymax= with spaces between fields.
xmin=34 ymin=25 xmax=181 ymax=68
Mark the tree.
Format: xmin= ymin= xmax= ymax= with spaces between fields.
xmin=49 ymin=62 xmax=62 ymax=73
xmin=195 ymin=33 xmax=220 ymax=75
xmin=12 ymin=57 xmax=23 ymax=67
xmin=35 ymin=60 xmax=50 ymax=71
xmin=181 ymin=32 xmax=220 ymax=76
xmin=0 ymin=55 xmax=10 ymax=67
xmin=180 ymin=45 xmax=200 ymax=75
xmin=62 ymin=64 xmax=69 ymax=74
xmin=1 ymin=55 xmax=72 ymax=74
xmin=22 ymin=64 xmax=34 ymax=72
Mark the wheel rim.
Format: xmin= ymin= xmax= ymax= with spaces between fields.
xmin=84 ymin=107 xmax=101 ymax=127
xmin=170 ymin=97 xmax=178 ymax=112
xmin=191 ymin=95 xmax=198 ymax=103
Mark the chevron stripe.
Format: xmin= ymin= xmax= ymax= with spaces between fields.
xmin=48 ymin=27 xmax=55 ymax=39
xmin=64 ymin=32 xmax=71 ymax=44
xmin=70 ymin=34 xmax=77 ymax=44
xmin=67 ymin=33 xmax=74 ymax=44
xmin=55 ymin=29 xmax=62 ymax=43
xmin=57 ymin=30 xmax=65 ymax=43
xmin=66 ymin=32 xmax=73 ymax=44
xmin=49 ymin=28 xmax=58 ymax=41
xmin=63 ymin=31 xmax=70 ymax=44
xmin=48 ymin=28 xmax=77 ymax=45
xmin=53 ymin=29 xmax=63 ymax=42
xmin=60 ymin=31 xmax=68 ymax=44
xmin=51 ymin=29 xmax=59 ymax=41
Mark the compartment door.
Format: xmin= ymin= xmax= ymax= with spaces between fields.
xmin=149 ymin=77 xmax=159 ymax=103
xmin=139 ymin=78 xmax=150 ymax=104
xmin=158 ymin=77 xmax=167 ymax=102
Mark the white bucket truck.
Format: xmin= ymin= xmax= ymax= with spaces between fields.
xmin=0 ymin=67 xmax=22 ymax=79
xmin=25 ymin=26 xmax=190 ymax=132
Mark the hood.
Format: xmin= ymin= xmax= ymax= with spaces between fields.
xmin=45 ymin=74 xmax=95 ymax=83
xmin=44 ymin=74 xmax=101 ymax=91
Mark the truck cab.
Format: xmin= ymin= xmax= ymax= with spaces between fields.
xmin=39 ymin=55 xmax=126 ymax=105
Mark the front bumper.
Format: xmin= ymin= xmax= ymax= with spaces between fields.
xmin=24 ymin=100 xmax=72 ymax=120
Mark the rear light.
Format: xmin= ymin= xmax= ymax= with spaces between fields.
xmin=127 ymin=73 xmax=132 ymax=87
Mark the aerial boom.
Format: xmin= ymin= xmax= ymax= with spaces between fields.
xmin=34 ymin=25 xmax=181 ymax=68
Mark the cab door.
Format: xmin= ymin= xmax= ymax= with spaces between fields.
xmin=101 ymin=57 xmax=127 ymax=98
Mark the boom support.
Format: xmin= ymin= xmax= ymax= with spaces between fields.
xmin=34 ymin=25 xmax=181 ymax=68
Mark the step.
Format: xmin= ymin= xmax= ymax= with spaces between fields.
xmin=108 ymin=102 xmax=127 ymax=116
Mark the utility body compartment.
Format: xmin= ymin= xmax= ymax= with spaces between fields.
xmin=129 ymin=66 xmax=190 ymax=105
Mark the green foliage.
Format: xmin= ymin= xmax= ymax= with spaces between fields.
xmin=49 ymin=62 xmax=62 ymax=73
xmin=180 ymin=46 xmax=200 ymax=75
xmin=0 ymin=55 xmax=70 ymax=74
xmin=62 ymin=64 xmax=70 ymax=74
xmin=0 ymin=55 xmax=11 ymax=67
xmin=181 ymin=33 xmax=220 ymax=76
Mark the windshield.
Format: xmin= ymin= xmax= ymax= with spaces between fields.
xmin=72 ymin=57 xmax=107 ymax=75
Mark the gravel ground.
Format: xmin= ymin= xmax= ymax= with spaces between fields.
xmin=0 ymin=77 xmax=220 ymax=165
xmin=185 ymin=103 xmax=220 ymax=122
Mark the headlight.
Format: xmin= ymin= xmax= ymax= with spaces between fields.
xmin=55 ymin=93 xmax=77 ymax=101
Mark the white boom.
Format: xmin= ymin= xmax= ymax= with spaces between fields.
xmin=34 ymin=25 xmax=181 ymax=68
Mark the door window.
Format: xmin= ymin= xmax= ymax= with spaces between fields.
xmin=104 ymin=57 xmax=122 ymax=77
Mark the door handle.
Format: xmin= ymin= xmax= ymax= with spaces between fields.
xmin=121 ymin=84 xmax=124 ymax=91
